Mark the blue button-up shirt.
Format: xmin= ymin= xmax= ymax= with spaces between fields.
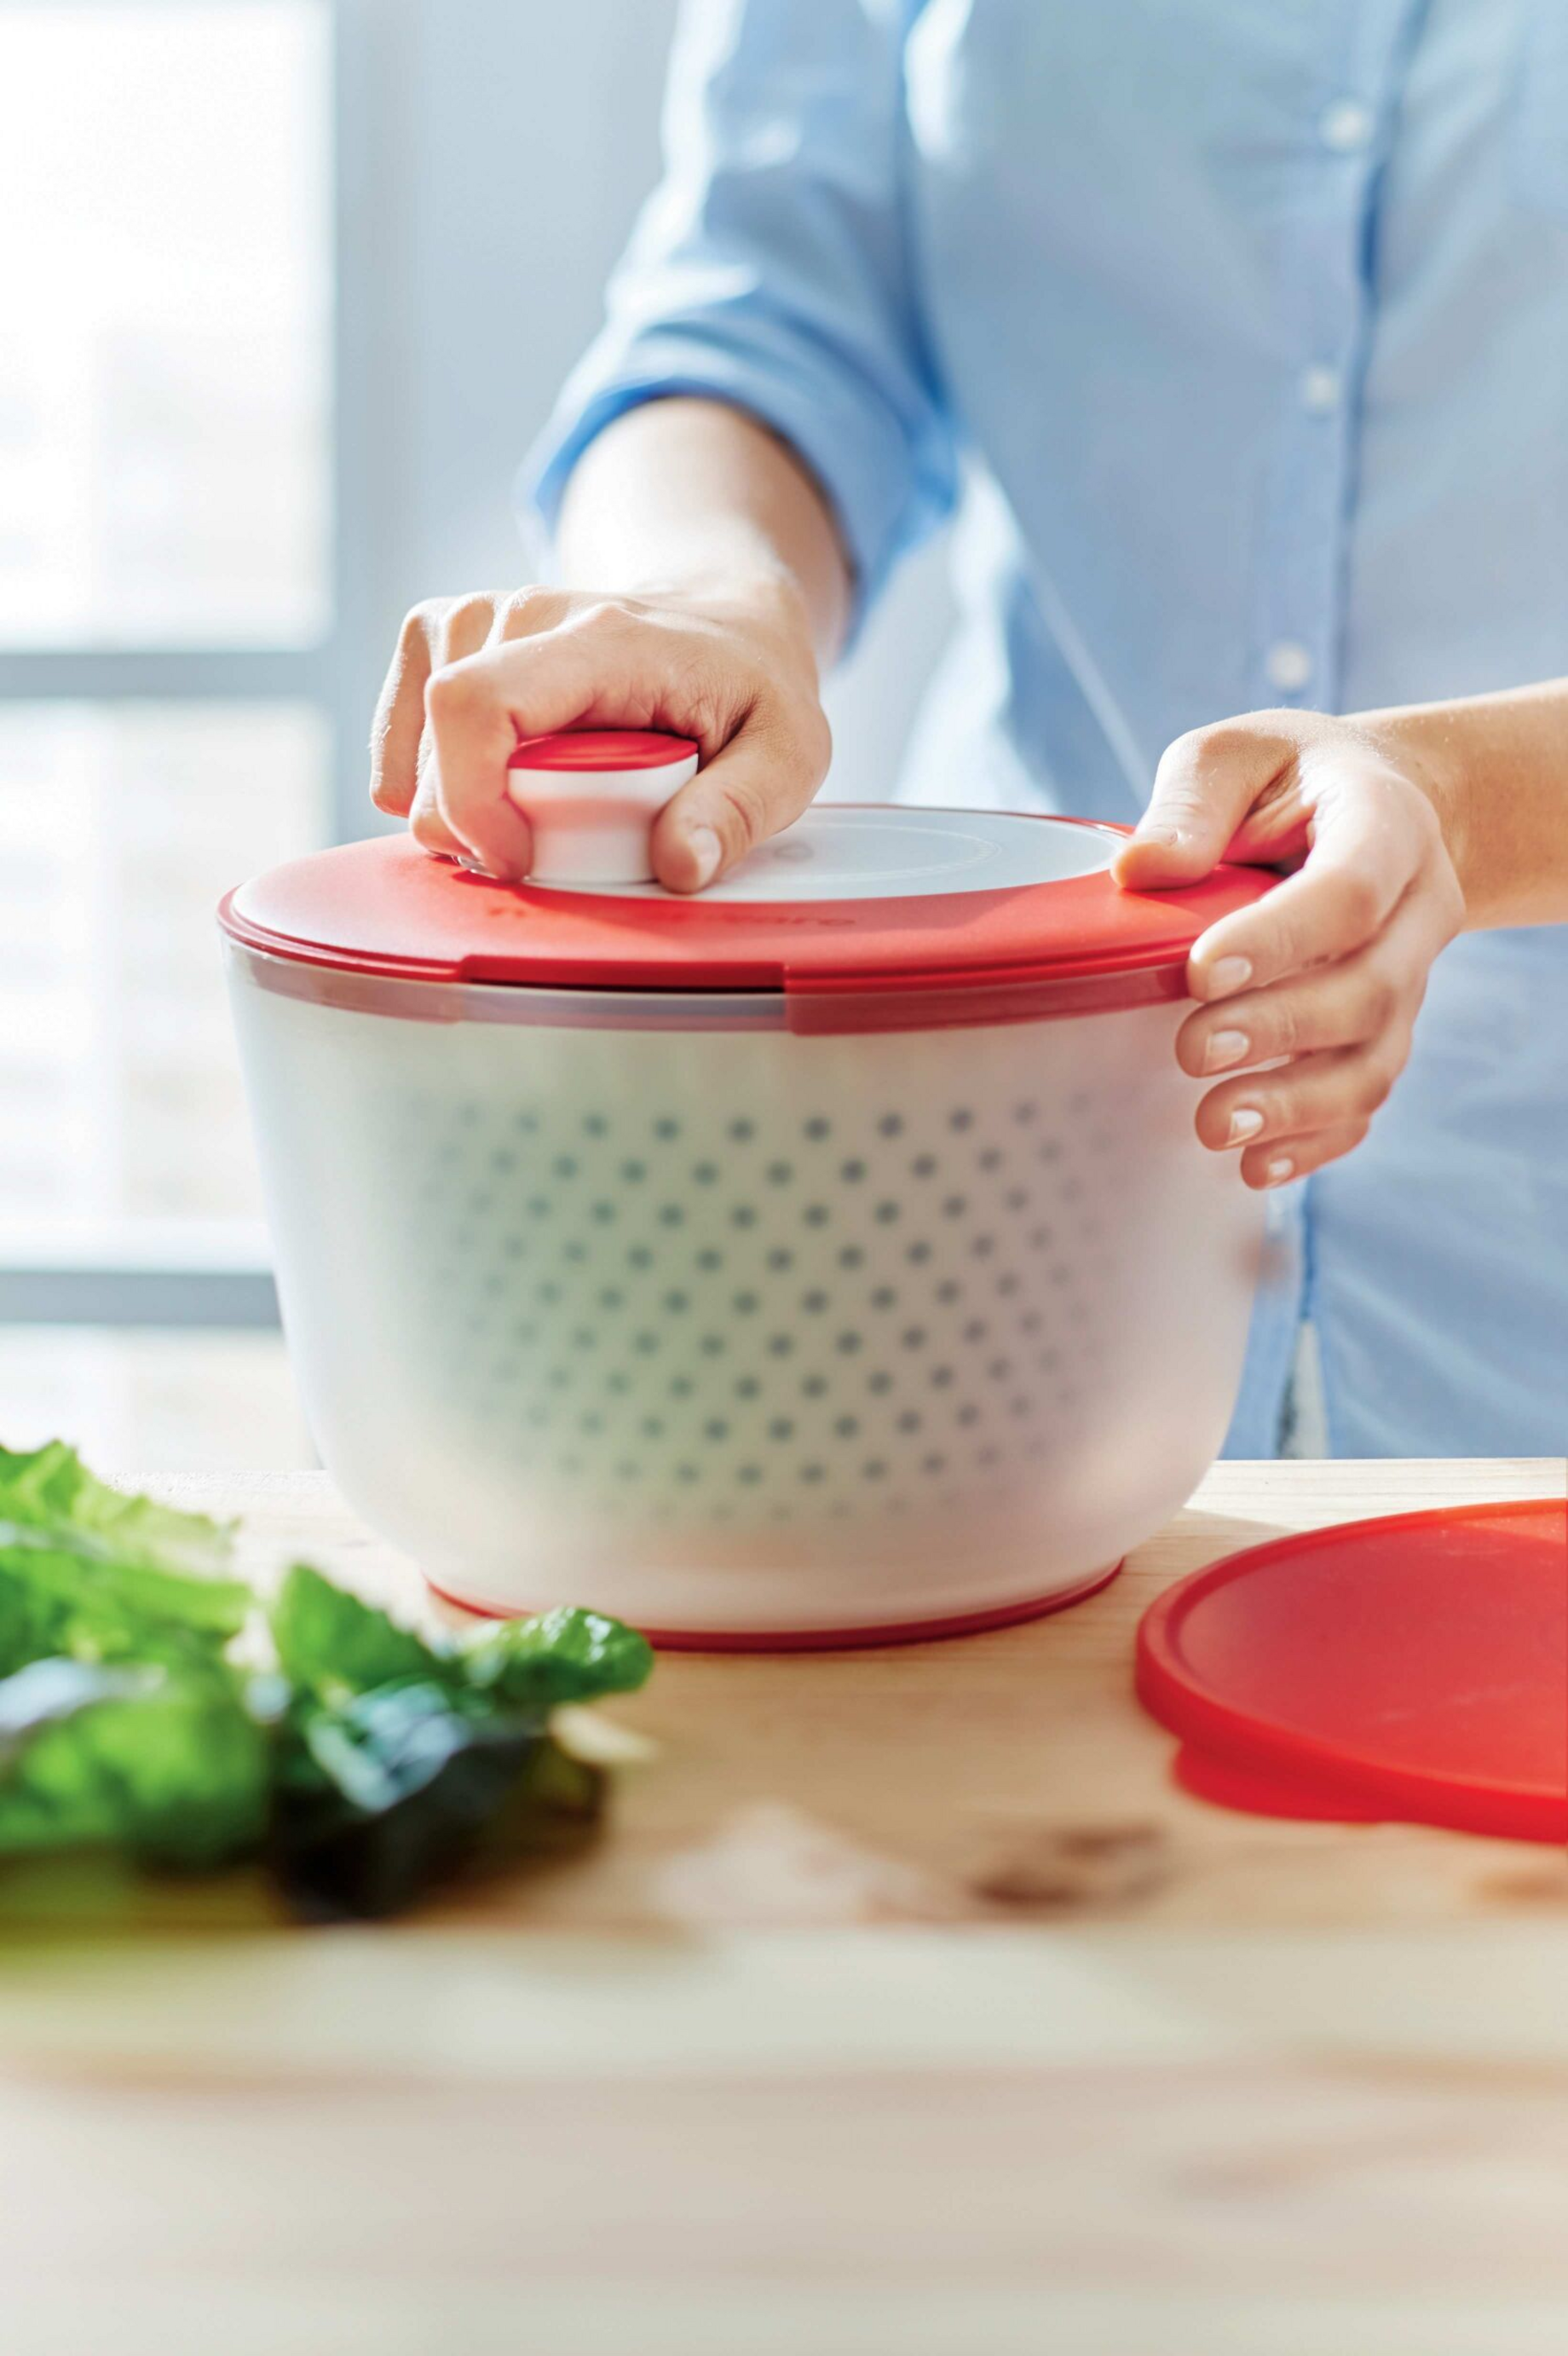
xmin=527 ymin=0 xmax=1568 ymax=1458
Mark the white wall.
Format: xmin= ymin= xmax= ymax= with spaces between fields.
xmin=353 ymin=0 xmax=952 ymax=808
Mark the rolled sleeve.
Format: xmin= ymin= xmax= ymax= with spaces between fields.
xmin=522 ymin=0 xmax=955 ymax=643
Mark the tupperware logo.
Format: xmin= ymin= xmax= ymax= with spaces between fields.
xmin=470 ymin=886 xmax=858 ymax=932
xmin=700 ymin=910 xmax=859 ymax=930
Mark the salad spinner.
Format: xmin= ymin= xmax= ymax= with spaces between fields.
xmin=222 ymin=730 xmax=1271 ymax=1645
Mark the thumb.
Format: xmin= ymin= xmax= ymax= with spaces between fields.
xmin=1113 ymin=722 xmax=1294 ymax=892
xmin=651 ymin=708 xmax=829 ymax=892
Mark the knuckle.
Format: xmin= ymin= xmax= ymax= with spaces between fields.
xmin=1358 ymin=1053 xmax=1397 ymax=1112
xmin=1358 ymin=964 xmax=1400 ymax=1034
xmin=409 ymin=802 xmax=449 ymax=852
xmin=435 ymin=592 xmax=499 ymax=661
xmin=1336 ymin=870 xmax=1385 ymax=938
xmin=705 ymin=645 xmax=768 ymax=729
xmin=424 ymin=660 xmax=481 ymax=721
xmin=1152 ymin=735 xmax=1218 ymax=817
xmin=1266 ymin=909 xmax=1306 ymax=973
xmin=447 ymin=588 xmax=496 ymax=628
xmin=1150 ymin=766 xmax=1208 ymax=824
xmin=1157 ymin=725 xmax=1208 ymax=779
xmin=574 ymin=596 xmax=639 ymax=640
xmin=674 ymin=680 xmax=726 ymax=745
xmin=499 ymin=583 xmax=561 ymax=638
xmin=1166 ymin=715 xmax=1296 ymax=784
xmin=712 ymin=774 xmax=770 ymax=855
xmin=399 ymin=598 xmax=446 ymax=649
xmin=1187 ymin=721 xmax=1251 ymax=771
xmin=1265 ymin=993 xmax=1304 ymax=1057
xmin=1152 ymin=784 xmax=1212 ymax=840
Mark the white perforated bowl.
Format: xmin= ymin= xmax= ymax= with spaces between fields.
xmin=225 ymin=809 xmax=1264 ymax=1641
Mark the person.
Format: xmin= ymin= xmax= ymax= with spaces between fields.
xmin=369 ymin=2 xmax=1568 ymax=1458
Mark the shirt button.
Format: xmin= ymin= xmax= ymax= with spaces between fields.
xmin=1265 ymin=640 xmax=1313 ymax=694
xmin=1300 ymin=364 xmax=1342 ymax=415
xmin=1319 ymin=97 xmax=1374 ymax=153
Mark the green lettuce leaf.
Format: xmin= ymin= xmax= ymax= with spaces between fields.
xmin=458 ymin=1606 xmax=654 ymax=1709
xmin=268 ymin=1563 xmax=445 ymax=1700
xmin=271 ymin=1571 xmax=652 ymax=1714
xmin=0 ymin=1443 xmax=251 ymax=1676
xmin=0 ymin=1441 xmax=235 ymax=1576
xmin=0 ymin=1522 xmax=251 ymax=1652
xmin=0 ymin=1563 xmax=72 ymax=1683
xmin=0 ymin=1653 xmax=269 ymax=1870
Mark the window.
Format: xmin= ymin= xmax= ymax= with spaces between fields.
xmin=0 ymin=1 xmax=346 ymax=1464
xmin=0 ymin=702 xmax=325 ymax=1236
xmin=0 ymin=4 xmax=331 ymax=646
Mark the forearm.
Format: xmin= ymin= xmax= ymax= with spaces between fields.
xmin=1367 ymin=679 xmax=1568 ymax=930
xmin=554 ymin=396 xmax=852 ymax=664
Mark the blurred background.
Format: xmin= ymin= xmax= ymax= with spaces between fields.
xmin=0 ymin=0 xmax=952 ymax=1470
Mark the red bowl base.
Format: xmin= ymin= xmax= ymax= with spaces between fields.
xmin=425 ymin=1556 xmax=1123 ymax=1653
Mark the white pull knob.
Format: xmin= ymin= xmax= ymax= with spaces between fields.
xmin=504 ymin=730 xmax=700 ymax=887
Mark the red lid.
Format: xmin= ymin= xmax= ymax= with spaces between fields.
xmin=508 ymin=729 xmax=697 ymax=771
xmin=221 ymin=802 xmax=1276 ymax=1033
xmin=1136 ymin=1498 xmax=1568 ymax=1844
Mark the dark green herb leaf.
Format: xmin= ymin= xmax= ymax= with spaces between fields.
xmin=273 ymin=1680 xmax=602 ymax=1921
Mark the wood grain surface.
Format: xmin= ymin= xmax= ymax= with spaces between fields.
xmin=1 ymin=1457 xmax=1564 ymax=2354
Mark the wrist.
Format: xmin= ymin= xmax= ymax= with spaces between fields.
xmin=1361 ymin=704 xmax=1479 ymax=917
xmin=631 ymin=558 xmax=819 ymax=649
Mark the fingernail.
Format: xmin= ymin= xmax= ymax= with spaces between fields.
xmin=1265 ymin=1156 xmax=1295 ymax=1187
xmin=1205 ymin=956 xmax=1254 ymax=998
xmin=685 ymin=826 xmax=722 ymax=888
xmin=457 ymin=853 xmax=492 ymax=875
xmin=1202 ymin=1028 xmax=1250 ymax=1073
xmin=1227 ymin=1106 xmax=1265 ymax=1144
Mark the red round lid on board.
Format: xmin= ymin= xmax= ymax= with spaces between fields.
xmin=222 ymin=742 xmax=1276 ymax=1029
xmin=1136 ymin=1498 xmax=1568 ymax=1844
